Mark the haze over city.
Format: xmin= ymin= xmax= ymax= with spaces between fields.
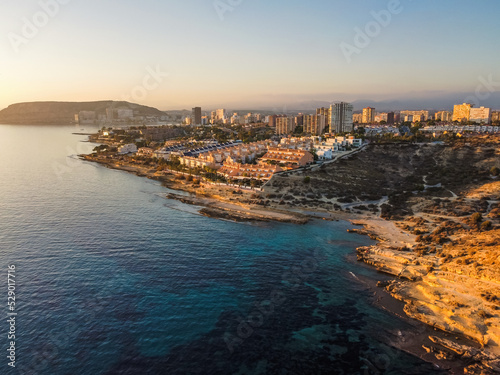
xmin=2 ymin=0 xmax=500 ymax=110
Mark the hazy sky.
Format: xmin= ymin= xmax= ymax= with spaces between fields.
xmin=2 ymin=0 xmax=500 ymax=110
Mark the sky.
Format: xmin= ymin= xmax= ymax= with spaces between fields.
xmin=1 ymin=0 xmax=500 ymax=111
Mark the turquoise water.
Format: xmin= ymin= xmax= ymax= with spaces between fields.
xmin=0 ymin=125 xmax=443 ymax=374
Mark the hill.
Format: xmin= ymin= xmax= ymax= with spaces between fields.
xmin=0 ymin=101 xmax=165 ymax=125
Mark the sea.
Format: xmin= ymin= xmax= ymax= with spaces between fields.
xmin=0 ymin=125 xmax=445 ymax=375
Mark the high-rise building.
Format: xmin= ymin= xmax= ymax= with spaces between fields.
xmin=192 ymin=107 xmax=202 ymax=125
xmin=435 ymin=111 xmax=452 ymax=122
xmin=492 ymin=111 xmax=500 ymax=124
xmin=275 ymin=116 xmax=294 ymax=135
xmin=269 ymin=115 xmax=277 ymax=128
xmin=453 ymin=103 xmax=473 ymax=122
xmin=216 ymin=108 xmax=226 ymax=122
xmin=387 ymin=112 xmax=395 ymax=125
xmin=362 ymin=107 xmax=375 ymax=124
xmin=330 ymin=102 xmax=353 ymax=133
xmin=469 ymin=107 xmax=491 ymax=124
xmin=400 ymin=110 xmax=429 ymax=122
xmin=316 ymin=107 xmax=331 ymax=128
xmin=352 ymin=114 xmax=363 ymax=123
xmin=304 ymin=114 xmax=326 ymax=135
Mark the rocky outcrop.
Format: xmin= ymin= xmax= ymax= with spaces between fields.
xmin=0 ymin=101 xmax=165 ymax=124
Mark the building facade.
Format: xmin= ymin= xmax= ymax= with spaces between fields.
xmin=275 ymin=116 xmax=294 ymax=135
xmin=330 ymin=102 xmax=354 ymax=133
xmin=192 ymin=107 xmax=202 ymax=125
xmin=469 ymin=107 xmax=491 ymax=124
xmin=453 ymin=103 xmax=473 ymax=122
xmin=362 ymin=107 xmax=375 ymax=123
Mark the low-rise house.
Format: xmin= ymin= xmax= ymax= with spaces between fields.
xmin=260 ymin=147 xmax=314 ymax=167
xmin=137 ymin=147 xmax=154 ymax=156
xmin=118 ymin=144 xmax=138 ymax=154
xmin=218 ymin=158 xmax=283 ymax=181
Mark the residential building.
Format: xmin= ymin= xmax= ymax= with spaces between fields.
xmin=118 ymin=144 xmax=138 ymax=154
xmin=192 ymin=107 xmax=202 ymax=125
xmin=316 ymin=107 xmax=331 ymax=129
xmin=353 ymin=114 xmax=363 ymax=123
xmin=400 ymin=110 xmax=429 ymax=122
xmin=453 ymin=103 xmax=473 ymax=122
xmin=492 ymin=111 xmax=500 ymax=124
xmin=387 ymin=112 xmax=395 ymax=125
xmin=330 ymin=102 xmax=354 ymax=133
xmin=275 ymin=116 xmax=294 ymax=135
xmin=260 ymin=147 xmax=314 ymax=167
xmin=435 ymin=111 xmax=453 ymax=122
xmin=362 ymin=107 xmax=375 ymax=123
xmin=469 ymin=107 xmax=491 ymax=124
xmin=218 ymin=158 xmax=283 ymax=181
xmin=304 ymin=114 xmax=326 ymax=135
xmin=216 ymin=108 xmax=226 ymax=122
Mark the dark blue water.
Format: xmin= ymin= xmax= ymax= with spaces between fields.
xmin=0 ymin=125 xmax=443 ymax=374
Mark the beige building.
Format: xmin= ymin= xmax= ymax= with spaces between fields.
xmin=400 ymin=110 xmax=429 ymax=122
xmin=362 ymin=107 xmax=375 ymax=123
xmin=276 ymin=116 xmax=295 ymax=135
xmin=353 ymin=114 xmax=363 ymax=123
xmin=218 ymin=158 xmax=283 ymax=181
xmin=303 ymin=114 xmax=326 ymax=135
xmin=469 ymin=107 xmax=491 ymax=124
xmin=260 ymin=147 xmax=314 ymax=168
xmin=435 ymin=111 xmax=453 ymax=122
xmin=453 ymin=103 xmax=473 ymax=122
xmin=492 ymin=111 xmax=500 ymax=123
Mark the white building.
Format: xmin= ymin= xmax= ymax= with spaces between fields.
xmin=469 ymin=107 xmax=491 ymax=124
xmin=118 ymin=144 xmax=138 ymax=154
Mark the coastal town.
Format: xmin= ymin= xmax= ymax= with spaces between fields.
xmin=84 ymin=101 xmax=499 ymax=188
xmin=82 ymin=101 xmax=500 ymax=374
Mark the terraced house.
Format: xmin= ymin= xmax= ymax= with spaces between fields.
xmin=218 ymin=158 xmax=283 ymax=181
xmin=260 ymin=148 xmax=314 ymax=168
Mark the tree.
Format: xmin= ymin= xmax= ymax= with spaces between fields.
xmin=303 ymin=176 xmax=311 ymax=184
xmin=490 ymin=166 xmax=499 ymax=177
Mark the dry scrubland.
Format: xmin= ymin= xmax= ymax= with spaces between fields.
xmin=263 ymin=136 xmax=500 ymax=374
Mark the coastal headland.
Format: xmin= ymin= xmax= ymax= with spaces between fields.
xmin=82 ymin=134 xmax=500 ymax=374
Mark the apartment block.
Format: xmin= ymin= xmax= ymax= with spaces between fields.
xmin=330 ymin=102 xmax=353 ymax=133
xmin=453 ymin=103 xmax=473 ymax=122
xmin=469 ymin=107 xmax=491 ymax=124
xmin=362 ymin=107 xmax=375 ymax=123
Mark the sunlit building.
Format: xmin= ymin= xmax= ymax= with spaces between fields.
xmin=469 ymin=107 xmax=491 ymax=124
xmin=453 ymin=103 xmax=473 ymax=122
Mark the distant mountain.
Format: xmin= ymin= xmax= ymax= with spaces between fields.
xmin=0 ymin=101 xmax=165 ymax=125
